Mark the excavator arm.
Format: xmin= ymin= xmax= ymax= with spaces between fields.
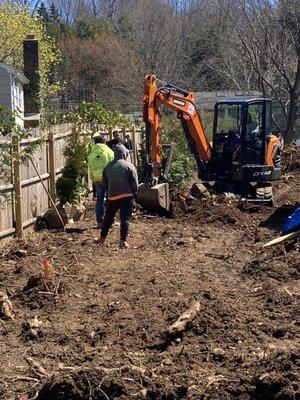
xmin=143 ymin=74 xmax=212 ymax=181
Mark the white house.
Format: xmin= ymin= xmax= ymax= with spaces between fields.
xmin=0 ymin=63 xmax=29 ymax=128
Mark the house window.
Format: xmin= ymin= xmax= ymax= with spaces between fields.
xmin=13 ymin=80 xmax=23 ymax=112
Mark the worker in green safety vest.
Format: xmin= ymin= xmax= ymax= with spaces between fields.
xmin=88 ymin=134 xmax=114 ymax=228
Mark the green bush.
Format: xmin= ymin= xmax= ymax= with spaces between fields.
xmin=161 ymin=116 xmax=196 ymax=186
xmin=50 ymin=102 xmax=131 ymax=128
xmin=56 ymin=126 xmax=88 ymax=205
xmin=0 ymin=106 xmax=15 ymax=135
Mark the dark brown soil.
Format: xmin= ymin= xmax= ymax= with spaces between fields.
xmin=282 ymin=145 xmax=300 ymax=172
xmin=0 ymin=168 xmax=299 ymax=400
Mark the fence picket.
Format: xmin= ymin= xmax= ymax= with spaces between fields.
xmin=48 ymin=127 xmax=56 ymax=203
xmin=12 ymin=135 xmax=23 ymax=238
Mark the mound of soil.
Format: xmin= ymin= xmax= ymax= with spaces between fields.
xmin=1 ymin=240 xmax=36 ymax=260
xmin=37 ymin=367 xmax=192 ymax=400
xmin=17 ymin=274 xmax=66 ymax=310
xmin=282 ymin=145 xmax=300 ymax=172
xmin=202 ymin=351 xmax=299 ymax=400
xmin=172 ymin=194 xmax=252 ymax=228
xmin=37 ymin=370 xmax=124 ymax=400
xmin=243 ymin=242 xmax=300 ymax=281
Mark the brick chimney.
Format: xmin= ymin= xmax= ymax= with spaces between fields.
xmin=23 ymin=35 xmax=40 ymax=127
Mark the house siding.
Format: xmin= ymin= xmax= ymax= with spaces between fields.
xmin=0 ymin=64 xmax=28 ymax=128
xmin=0 ymin=67 xmax=12 ymax=110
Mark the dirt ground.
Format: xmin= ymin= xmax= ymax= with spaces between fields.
xmin=0 ymin=149 xmax=299 ymax=400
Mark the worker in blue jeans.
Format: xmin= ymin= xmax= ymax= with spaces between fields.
xmin=95 ymin=144 xmax=138 ymax=249
xmin=88 ymin=135 xmax=114 ymax=228
xmin=94 ymin=183 xmax=105 ymax=226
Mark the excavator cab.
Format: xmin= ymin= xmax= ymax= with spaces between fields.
xmin=207 ymin=99 xmax=281 ymax=199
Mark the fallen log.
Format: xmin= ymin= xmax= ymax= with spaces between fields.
xmin=163 ymin=301 xmax=201 ymax=338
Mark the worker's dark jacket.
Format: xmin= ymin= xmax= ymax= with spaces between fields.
xmin=102 ymin=144 xmax=138 ymax=199
xmin=107 ymin=138 xmax=131 ymax=151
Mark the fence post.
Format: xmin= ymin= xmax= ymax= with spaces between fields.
xmin=132 ymin=125 xmax=137 ymax=168
xmin=48 ymin=126 xmax=56 ymax=204
xmin=121 ymin=126 xmax=126 ymax=141
xmin=12 ymin=135 xmax=23 ymax=238
xmin=108 ymin=126 xmax=113 ymax=140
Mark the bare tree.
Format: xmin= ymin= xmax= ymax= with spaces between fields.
xmin=59 ymin=33 xmax=141 ymax=110
xmin=77 ymin=0 xmax=136 ymax=18
xmin=49 ymin=0 xmax=89 ymax=22
xmin=116 ymin=0 xmax=185 ymax=84
xmin=165 ymin=0 xmax=196 ymax=14
xmin=2 ymin=0 xmax=43 ymax=13
xmin=216 ymin=0 xmax=300 ymax=142
xmin=173 ymin=0 xmax=233 ymax=90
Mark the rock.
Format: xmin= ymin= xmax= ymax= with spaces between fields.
xmin=11 ymin=249 xmax=28 ymax=258
xmin=190 ymin=182 xmax=210 ymax=199
xmin=212 ymin=347 xmax=226 ymax=361
xmin=29 ymin=328 xmax=38 ymax=339
xmin=65 ymin=202 xmax=86 ymax=222
xmin=71 ymin=203 xmax=86 ymax=221
xmin=0 ymin=291 xmax=14 ymax=319
xmin=22 ymin=316 xmax=43 ymax=340
xmin=29 ymin=316 xmax=43 ymax=329
xmin=89 ymin=331 xmax=95 ymax=339
xmin=43 ymin=207 xmax=68 ymax=229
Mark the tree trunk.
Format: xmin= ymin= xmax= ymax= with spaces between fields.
xmin=285 ymin=58 xmax=300 ymax=143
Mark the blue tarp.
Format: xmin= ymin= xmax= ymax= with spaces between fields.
xmin=282 ymin=207 xmax=300 ymax=234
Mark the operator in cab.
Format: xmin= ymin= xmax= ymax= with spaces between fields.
xmin=245 ymin=113 xmax=259 ymax=141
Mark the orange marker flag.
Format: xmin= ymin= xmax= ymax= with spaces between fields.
xmin=42 ymin=258 xmax=51 ymax=280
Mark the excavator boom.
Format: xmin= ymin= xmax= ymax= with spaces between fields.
xmin=139 ymin=74 xmax=212 ymax=212
xmin=143 ymin=74 xmax=212 ymax=180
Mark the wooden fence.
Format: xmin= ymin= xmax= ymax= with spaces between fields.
xmin=0 ymin=123 xmax=143 ymax=240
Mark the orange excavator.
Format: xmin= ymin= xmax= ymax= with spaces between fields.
xmin=137 ymin=74 xmax=282 ymax=212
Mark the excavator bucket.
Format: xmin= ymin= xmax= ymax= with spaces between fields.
xmin=137 ymin=182 xmax=170 ymax=213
